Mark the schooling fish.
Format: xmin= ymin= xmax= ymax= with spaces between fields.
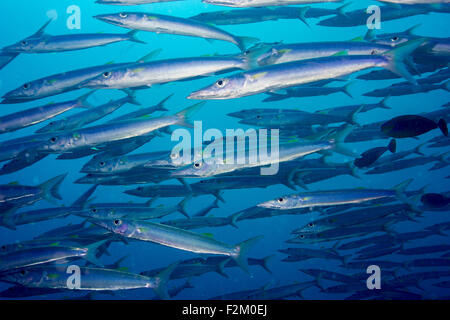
xmin=0 ymin=91 xmax=93 ymax=134
xmin=354 ymin=139 xmax=397 ymax=168
xmin=35 ymin=92 xmax=138 ymax=133
xmin=381 ymin=115 xmax=448 ymax=138
xmin=0 ymin=264 xmax=177 ymax=299
xmin=420 ymin=193 xmax=450 ymax=208
xmin=190 ymin=6 xmax=311 ymax=26
xmin=1 ymin=51 xmax=158 ymax=103
xmin=94 ymin=12 xmax=257 ymax=50
xmin=0 ymin=241 xmax=106 ymax=272
xmin=257 ymin=179 xmax=411 ymax=210
xmin=96 ymin=0 xmax=184 ymax=4
xmin=0 ymin=173 xmax=66 ymax=211
xmin=188 ymin=39 xmax=424 ymax=99
xmin=202 ymin=0 xmax=343 ymax=8
xmin=3 ymin=27 xmax=144 ymax=54
xmin=245 ymin=41 xmax=392 ymax=67
xmin=80 ymin=56 xmax=250 ymax=90
xmin=91 ymin=217 xmax=262 ymax=272
xmin=36 ymin=102 xmax=203 ymax=154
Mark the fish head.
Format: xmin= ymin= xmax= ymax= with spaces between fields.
xmin=171 ymin=158 xmax=222 ymax=178
xmin=3 ymin=37 xmax=40 ymax=53
xmin=286 ymin=232 xmax=318 ymax=245
xmin=36 ymin=119 xmax=64 ymax=133
xmin=94 ymin=12 xmax=144 ymax=29
xmin=257 ymin=195 xmax=297 ymax=209
xmin=78 ymin=207 xmax=115 ymax=220
xmin=371 ymin=34 xmax=414 ymax=48
xmin=90 ymin=218 xmax=133 ymax=237
xmin=0 ymin=268 xmax=44 ymax=287
xmin=81 ymin=155 xmax=120 ymax=174
xmin=75 ymin=174 xmax=99 ymax=184
xmin=2 ymin=79 xmax=47 ymax=102
xmin=81 ymin=68 xmax=130 ymax=89
xmin=124 ymin=186 xmax=147 ymax=197
xmin=188 ymin=76 xmax=246 ymax=100
xmin=39 ymin=133 xmax=73 ymax=153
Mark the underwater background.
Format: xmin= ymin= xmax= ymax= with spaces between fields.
xmin=0 ymin=0 xmax=449 ymax=300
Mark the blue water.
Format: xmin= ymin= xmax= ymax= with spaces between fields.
xmin=0 ymin=0 xmax=449 ymax=300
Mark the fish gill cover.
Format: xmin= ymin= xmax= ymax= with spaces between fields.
xmin=0 ymin=0 xmax=449 ymax=301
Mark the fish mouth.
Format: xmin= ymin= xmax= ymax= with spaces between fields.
xmin=94 ymin=15 xmax=123 ymax=26
xmin=0 ymin=98 xmax=28 ymax=104
xmin=256 ymin=202 xmax=273 ymax=209
xmin=187 ymin=90 xmax=217 ymax=100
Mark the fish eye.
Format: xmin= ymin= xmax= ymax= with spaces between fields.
xmin=99 ymin=161 xmax=106 ymax=167
xmin=50 ymin=137 xmax=57 ymax=143
xmin=23 ymin=83 xmax=30 ymax=89
xmin=91 ymin=208 xmax=98 ymax=213
xmin=308 ymin=223 xmax=314 ymax=227
xmin=21 ymin=41 xmax=27 ymax=46
xmin=170 ymin=153 xmax=178 ymax=159
xmin=114 ymin=219 xmax=122 ymax=226
xmin=215 ymin=79 xmax=227 ymax=87
xmin=20 ymin=269 xmax=27 ymax=276
xmin=103 ymin=71 xmax=112 ymax=78
xmin=119 ymin=12 xmax=128 ymax=18
xmin=1 ymin=245 xmax=5 ymax=251
xmin=277 ymin=197 xmax=285 ymax=203
xmin=391 ymin=36 xmax=399 ymax=42
xmin=371 ymin=50 xmax=377 ymax=55
xmin=256 ymin=115 xmax=262 ymax=119
xmin=193 ymin=162 xmax=203 ymax=169
xmin=137 ymin=187 xmax=143 ymax=191
xmin=299 ymin=235 xmax=305 ymax=239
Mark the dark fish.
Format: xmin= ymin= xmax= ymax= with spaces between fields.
xmin=354 ymin=139 xmax=396 ymax=168
xmin=381 ymin=115 xmax=448 ymax=138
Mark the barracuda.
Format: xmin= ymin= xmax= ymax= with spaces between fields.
xmin=91 ymin=217 xmax=262 ymax=272
xmin=94 ymin=12 xmax=257 ymax=50
xmin=188 ymin=39 xmax=425 ymax=99
xmin=202 ymin=0 xmax=343 ymax=8
xmin=81 ymin=56 xmax=250 ymax=89
xmin=36 ymin=102 xmax=203 ymax=154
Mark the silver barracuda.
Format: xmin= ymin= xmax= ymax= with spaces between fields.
xmin=0 ymin=241 xmax=106 ymax=272
xmin=3 ymin=28 xmax=144 ymax=54
xmin=0 ymin=92 xmax=93 ymax=134
xmin=80 ymin=56 xmax=250 ymax=89
xmin=96 ymin=0 xmax=185 ymax=5
xmin=94 ymin=12 xmax=257 ymax=50
xmin=0 ymin=264 xmax=178 ymax=299
xmin=245 ymin=41 xmax=392 ymax=67
xmin=91 ymin=217 xmax=262 ymax=272
xmin=1 ymin=51 xmax=158 ymax=103
xmin=36 ymin=102 xmax=203 ymax=154
xmin=36 ymin=93 xmax=138 ymax=134
xmin=257 ymin=179 xmax=412 ymax=210
xmin=202 ymin=0 xmax=343 ymax=8
xmin=188 ymin=39 xmax=425 ymax=99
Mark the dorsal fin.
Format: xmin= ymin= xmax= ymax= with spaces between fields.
xmin=31 ymin=19 xmax=53 ymax=38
